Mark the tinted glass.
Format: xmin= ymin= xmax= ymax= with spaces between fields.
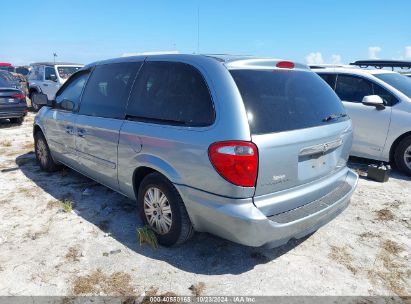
xmin=57 ymin=66 xmax=82 ymax=79
xmin=0 ymin=76 xmax=11 ymax=87
xmin=374 ymin=73 xmax=411 ymax=99
xmin=55 ymin=72 xmax=89 ymax=110
xmin=335 ymin=75 xmax=373 ymax=102
xmin=44 ymin=67 xmax=56 ymax=81
xmin=127 ymin=62 xmax=214 ymax=126
xmin=230 ymin=70 xmax=347 ymax=134
xmin=318 ymin=73 xmax=336 ymax=90
xmin=80 ymin=62 xmax=141 ymax=119
xmin=373 ymin=83 xmax=397 ymax=106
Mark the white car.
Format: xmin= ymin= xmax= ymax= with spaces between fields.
xmin=313 ymin=67 xmax=411 ymax=175
xmin=28 ymin=62 xmax=83 ymax=110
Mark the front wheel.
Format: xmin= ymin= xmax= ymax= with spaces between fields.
xmin=30 ymin=92 xmax=41 ymax=111
xmin=34 ymin=131 xmax=59 ymax=172
xmin=137 ymin=173 xmax=194 ymax=246
xmin=394 ymin=135 xmax=411 ymax=176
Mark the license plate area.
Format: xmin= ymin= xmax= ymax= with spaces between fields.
xmin=298 ymin=151 xmax=338 ymax=180
xmin=0 ymin=98 xmax=16 ymax=104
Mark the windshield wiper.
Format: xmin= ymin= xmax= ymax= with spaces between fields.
xmin=322 ymin=113 xmax=347 ymax=122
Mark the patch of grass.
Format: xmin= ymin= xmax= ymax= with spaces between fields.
xmin=137 ymin=225 xmax=158 ymax=249
xmin=367 ymin=239 xmax=409 ymax=296
xmin=47 ymin=198 xmax=74 ymax=212
xmin=62 ymin=200 xmax=73 ymax=213
xmin=189 ymin=282 xmax=206 ymax=296
xmin=329 ymin=245 xmax=358 ymax=275
xmin=72 ymin=269 xmax=134 ymax=295
xmin=374 ymin=208 xmax=395 ymax=221
xmin=65 ymin=246 xmax=81 ymax=262
xmin=1 ymin=139 xmax=12 ymax=147
xmin=381 ymin=240 xmax=404 ymax=256
xmin=358 ymin=232 xmax=379 ymax=239
xmin=22 ymin=142 xmax=34 ymax=151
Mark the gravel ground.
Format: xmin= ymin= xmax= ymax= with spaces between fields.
xmin=0 ymin=113 xmax=410 ymax=297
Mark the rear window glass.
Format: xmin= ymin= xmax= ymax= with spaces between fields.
xmin=0 ymin=77 xmax=11 ymax=87
xmin=230 ymin=70 xmax=347 ymax=134
xmin=127 ymin=61 xmax=215 ymax=126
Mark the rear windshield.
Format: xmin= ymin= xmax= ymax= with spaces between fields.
xmin=230 ymin=70 xmax=347 ymax=134
xmin=0 ymin=77 xmax=10 ymax=87
xmin=57 ymin=66 xmax=82 ymax=79
xmin=374 ymin=73 xmax=411 ymax=99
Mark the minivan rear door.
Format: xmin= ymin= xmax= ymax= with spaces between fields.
xmin=230 ymin=69 xmax=351 ymax=197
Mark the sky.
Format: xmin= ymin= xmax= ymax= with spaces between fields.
xmin=1 ymin=0 xmax=410 ymax=66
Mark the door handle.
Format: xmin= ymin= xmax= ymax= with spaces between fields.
xmin=42 ymin=83 xmax=48 ymax=86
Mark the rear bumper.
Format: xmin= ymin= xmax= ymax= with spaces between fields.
xmin=0 ymin=105 xmax=27 ymax=119
xmin=176 ymin=169 xmax=358 ymax=247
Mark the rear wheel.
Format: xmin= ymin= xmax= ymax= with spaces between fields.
xmin=394 ymin=135 xmax=411 ymax=176
xmin=10 ymin=117 xmax=24 ymax=125
xmin=137 ymin=173 xmax=194 ymax=246
xmin=34 ymin=131 xmax=59 ymax=172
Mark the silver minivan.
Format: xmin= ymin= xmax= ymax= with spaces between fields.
xmin=33 ymin=54 xmax=358 ymax=247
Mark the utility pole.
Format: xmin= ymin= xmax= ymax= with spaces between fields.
xmin=53 ymin=53 xmax=57 ymax=64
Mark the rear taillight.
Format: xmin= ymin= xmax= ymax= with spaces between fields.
xmin=11 ymin=93 xmax=25 ymax=100
xmin=208 ymin=141 xmax=258 ymax=187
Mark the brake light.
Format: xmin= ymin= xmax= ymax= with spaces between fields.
xmin=276 ymin=61 xmax=295 ymax=69
xmin=208 ymin=141 xmax=258 ymax=187
xmin=11 ymin=93 xmax=25 ymax=100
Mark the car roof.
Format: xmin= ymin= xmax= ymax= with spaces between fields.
xmin=312 ymin=67 xmax=398 ymax=76
xmin=30 ymin=62 xmax=83 ymax=66
xmin=84 ymin=53 xmax=310 ymax=71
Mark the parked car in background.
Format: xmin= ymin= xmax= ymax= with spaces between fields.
xmin=0 ymin=70 xmax=26 ymax=93
xmin=28 ymin=62 xmax=83 ymax=110
xmin=0 ymin=62 xmax=14 ymax=72
xmin=0 ymin=76 xmax=27 ymax=124
xmin=313 ymin=67 xmax=411 ymax=175
xmin=33 ymin=54 xmax=358 ymax=247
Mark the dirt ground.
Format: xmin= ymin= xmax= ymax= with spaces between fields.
xmin=0 ymin=113 xmax=410 ymax=297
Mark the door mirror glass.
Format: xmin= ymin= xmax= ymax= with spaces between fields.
xmin=32 ymin=92 xmax=49 ymax=106
xmin=362 ymin=95 xmax=384 ymax=106
xmin=60 ymin=99 xmax=74 ymax=111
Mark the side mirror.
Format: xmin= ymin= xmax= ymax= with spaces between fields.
xmin=32 ymin=92 xmax=48 ymax=106
xmin=362 ymin=95 xmax=385 ymax=110
xmin=60 ymin=99 xmax=74 ymax=111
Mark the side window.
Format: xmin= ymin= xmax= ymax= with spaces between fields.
xmin=44 ymin=67 xmax=56 ymax=81
xmin=55 ymin=71 xmax=90 ymax=111
xmin=335 ymin=75 xmax=373 ymax=103
xmin=318 ymin=73 xmax=337 ymax=90
xmin=79 ymin=62 xmax=141 ymax=119
xmin=127 ymin=61 xmax=215 ymax=126
xmin=373 ymin=84 xmax=397 ymax=106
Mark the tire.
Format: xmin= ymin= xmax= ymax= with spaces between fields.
xmin=30 ymin=91 xmax=40 ymax=112
xmin=34 ymin=131 xmax=59 ymax=172
xmin=394 ymin=135 xmax=411 ymax=176
xmin=10 ymin=117 xmax=24 ymax=125
xmin=137 ymin=172 xmax=194 ymax=246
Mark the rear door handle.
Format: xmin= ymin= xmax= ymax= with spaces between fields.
xmin=42 ymin=83 xmax=48 ymax=86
